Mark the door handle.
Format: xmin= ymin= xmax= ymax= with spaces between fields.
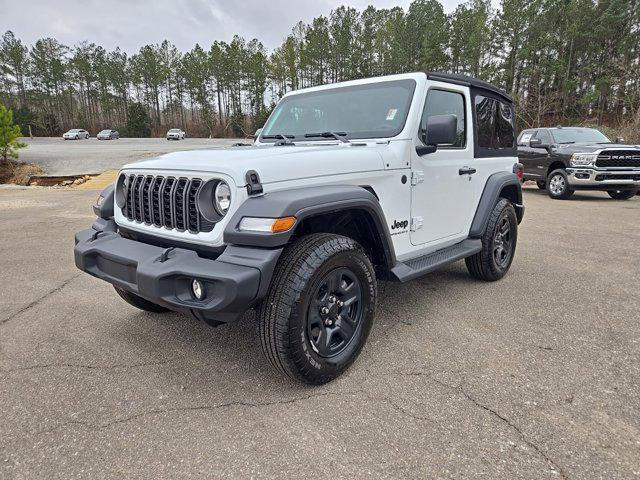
xmin=459 ymin=167 xmax=477 ymax=175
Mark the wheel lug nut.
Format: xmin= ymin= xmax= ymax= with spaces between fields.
xmin=321 ymin=307 xmax=329 ymax=314
xmin=337 ymin=300 xmax=344 ymax=307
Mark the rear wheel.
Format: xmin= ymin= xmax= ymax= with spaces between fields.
xmin=536 ymin=180 xmax=546 ymax=190
xmin=114 ymin=286 xmax=169 ymax=313
xmin=547 ymin=169 xmax=574 ymax=200
xmin=466 ymin=198 xmax=518 ymax=282
xmin=608 ymin=189 xmax=637 ymax=200
xmin=258 ymin=233 xmax=376 ymax=384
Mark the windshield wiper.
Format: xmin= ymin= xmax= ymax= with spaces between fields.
xmin=557 ymin=141 xmax=575 ymax=144
xmin=262 ymin=134 xmax=295 ymax=145
xmin=304 ymin=131 xmax=349 ymax=143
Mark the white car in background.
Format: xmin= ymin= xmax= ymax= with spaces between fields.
xmin=63 ymin=129 xmax=90 ymax=140
xmin=166 ymin=128 xmax=186 ymax=140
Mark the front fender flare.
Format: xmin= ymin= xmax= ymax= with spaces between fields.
xmin=224 ymin=185 xmax=396 ymax=269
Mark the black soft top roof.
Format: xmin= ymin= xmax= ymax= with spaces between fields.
xmin=425 ymin=72 xmax=513 ymax=103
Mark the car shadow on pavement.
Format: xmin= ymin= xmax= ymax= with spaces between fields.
xmin=523 ymin=186 xmax=625 ymax=202
xmin=104 ymin=265 xmax=471 ymax=390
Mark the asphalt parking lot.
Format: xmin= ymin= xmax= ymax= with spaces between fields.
xmin=19 ymin=137 xmax=242 ymax=176
xmin=0 ymin=185 xmax=639 ymax=479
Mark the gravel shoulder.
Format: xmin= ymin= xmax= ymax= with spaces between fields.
xmin=0 ymin=185 xmax=638 ymax=479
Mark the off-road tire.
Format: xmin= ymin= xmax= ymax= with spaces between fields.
xmin=114 ymin=286 xmax=170 ymax=313
xmin=465 ymin=198 xmax=518 ymax=282
xmin=608 ymin=189 xmax=637 ymax=200
xmin=536 ymin=180 xmax=546 ymax=190
xmin=258 ymin=233 xmax=376 ymax=385
xmin=547 ymin=169 xmax=574 ymax=199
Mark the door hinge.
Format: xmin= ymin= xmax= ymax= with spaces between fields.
xmin=411 ymin=216 xmax=423 ymax=231
xmin=411 ymin=171 xmax=424 ymax=186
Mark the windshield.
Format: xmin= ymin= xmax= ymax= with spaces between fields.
xmin=551 ymin=128 xmax=610 ymax=144
xmin=99 ymin=130 xmax=111 ymax=134
xmin=68 ymin=129 xmax=80 ymax=133
xmin=169 ymin=129 xmax=180 ymax=133
xmin=261 ymin=79 xmax=416 ymax=142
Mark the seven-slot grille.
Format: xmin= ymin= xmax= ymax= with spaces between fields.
xmin=121 ymin=174 xmax=215 ymax=233
xmin=596 ymin=150 xmax=640 ymax=168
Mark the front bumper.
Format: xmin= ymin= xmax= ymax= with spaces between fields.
xmin=74 ymin=220 xmax=281 ymax=324
xmin=567 ymin=168 xmax=640 ymax=189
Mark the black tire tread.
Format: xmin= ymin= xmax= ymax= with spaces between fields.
xmin=547 ymin=169 xmax=574 ymax=200
xmin=258 ymin=233 xmax=374 ymax=383
xmin=608 ymin=189 xmax=637 ymax=200
xmin=465 ymin=198 xmax=517 ymax=282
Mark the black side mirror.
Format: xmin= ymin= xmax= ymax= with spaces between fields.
xmin=529 ymin=137 xmax=550 ymax=149
xmin=416 ymin=114 xmax=457 ymax=156
xmin=615 ymin=136 xmax=625 ymax=144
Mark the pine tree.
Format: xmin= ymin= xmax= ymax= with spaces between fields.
xmin=0 ymin=104 xmax=26 ymax=162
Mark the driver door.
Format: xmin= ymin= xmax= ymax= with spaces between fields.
xmin=410 ymin=87 xmax=475 ymax=246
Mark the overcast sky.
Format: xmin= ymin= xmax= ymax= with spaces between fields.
xmin=1 ymin=0 xmax=474 ymax=53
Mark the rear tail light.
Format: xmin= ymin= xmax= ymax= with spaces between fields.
xmin=513 ymin=163 xmax=524 ymax=180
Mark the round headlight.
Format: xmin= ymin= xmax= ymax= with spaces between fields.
xmin=214 ymin=181 xmax=231 ymax=215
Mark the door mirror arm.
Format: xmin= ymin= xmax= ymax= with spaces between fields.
xmin=415 ymin=144 xmax=437 ymax=156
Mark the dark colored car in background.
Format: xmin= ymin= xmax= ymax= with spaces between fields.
xmin=518 ymin=127 xmax=640 ymax=200
xmin=97 ymin=129 xmax=119 ymax=140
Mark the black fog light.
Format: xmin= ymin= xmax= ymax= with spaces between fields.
xmin=191 ymin=279 xmax=205 ymax=300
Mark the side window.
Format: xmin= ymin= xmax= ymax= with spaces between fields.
xmin=518 ymin=130 xmax=534 ymax=146
xmin=534 ymin=129 xmax=552 ymax=145
xmin=420 ymin=89 xmax=466 ymax=148
xmin=474 ymin=95 xmax=515 ymax=151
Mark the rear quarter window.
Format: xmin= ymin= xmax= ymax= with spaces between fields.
xmin=474 ymin=93 xmax=516 ymax=157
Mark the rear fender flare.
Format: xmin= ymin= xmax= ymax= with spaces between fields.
xmin=469 ymin=172 xmax=523 ymax=237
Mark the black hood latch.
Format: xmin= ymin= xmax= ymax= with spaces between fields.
xmin=245 ymin=170 xmax=263 ymax=195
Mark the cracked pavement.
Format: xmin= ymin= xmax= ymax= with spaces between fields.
xmin=0 ymin=185 xmax=639 ymax=479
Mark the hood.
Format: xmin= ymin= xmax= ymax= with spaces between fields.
xmin=554 ymin=142 xmax=640 ymax=154
xmin=120 ymin=143 xmax=388 ymax=186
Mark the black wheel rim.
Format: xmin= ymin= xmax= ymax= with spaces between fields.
xmin=307 ymin=267 xmax=363 ymax=358
xmin=493 ymin=216 xmax=513 ymax=268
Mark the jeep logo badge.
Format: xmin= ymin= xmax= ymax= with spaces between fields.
xmin=391 ymin=219 xmax=409 ymax=230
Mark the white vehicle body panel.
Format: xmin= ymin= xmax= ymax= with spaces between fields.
xmin=114 ymin=72 xmax=517 ymax=262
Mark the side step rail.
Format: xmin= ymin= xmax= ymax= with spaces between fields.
xmin=390 ymin=238 xmax=482 ymax=282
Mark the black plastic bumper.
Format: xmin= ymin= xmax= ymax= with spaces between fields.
xmin=74 ymin=222 xmax=282 ymax=324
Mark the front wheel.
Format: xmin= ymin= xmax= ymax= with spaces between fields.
xmin=608 ymin=189 xmax=637 ymax=200
xmin=114 ymin=286 xmax=169 ymax=313
xmin=466 ymin=198 xmax=518 ymax=282
xmin=258 ymin=233 xmax=376 ymax=385
xmin=547 ymin=169 xmax=574 ymax=200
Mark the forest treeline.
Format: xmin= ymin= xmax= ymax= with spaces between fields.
xmin=1 ymin=0 xmax=639 ymax=139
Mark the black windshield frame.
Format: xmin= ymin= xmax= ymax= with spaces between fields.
xmin=259 ymin=79 xmax=417 ymax=143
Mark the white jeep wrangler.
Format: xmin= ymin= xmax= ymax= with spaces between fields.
xmin=75 ymin=72 xmax=524 ymax=384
